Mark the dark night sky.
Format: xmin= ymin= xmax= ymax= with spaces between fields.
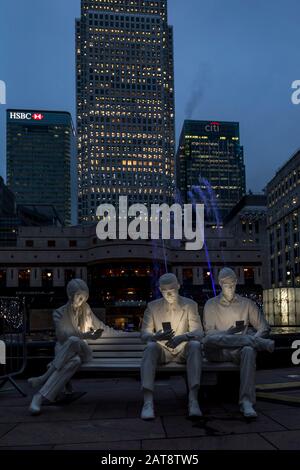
xmin=0 ymin=0 xmax=300 ymax=192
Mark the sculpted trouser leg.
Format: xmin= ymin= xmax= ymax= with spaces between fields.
xmin=237 ymin=346 xmax=257 ymax=405
xmin=38 ymin=336 xmax=90 ymax=402
xmin=39 ymin=355 xmax=82 ymax=402
xmin=203 ymin=334 xmax=273 ymax=352
xmin=28 ymin=336 xmax=90 ymax=390
xmin=180 ymin=341 xmax=202 ymax=390
xmin=53 ymin=336 xmax=92 ymax=370
xmin=141 ymin=342 xmax=164 ymax=392
xmin=204 ymin=344 xmax=257 ymax=405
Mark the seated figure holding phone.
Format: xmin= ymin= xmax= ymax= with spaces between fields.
xmin=28 ymin=279 xmax=127 ymax=415
xmin=203 ymin=268 xmax=274 ymax=418
xmin=140 ymin=273 xmax=203 ymax=420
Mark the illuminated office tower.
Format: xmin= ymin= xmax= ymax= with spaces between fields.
xmin=176 ymin=120 xmax=246 ymax=223
xmin=76 ymin=0 xmax=175 ymax=223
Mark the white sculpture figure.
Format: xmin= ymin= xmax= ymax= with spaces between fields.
xmin=203 ymin=267 xmax=274 ymax=418
xmin=140 ymin=273 xmax=203 ymax=420
xmin=28 ymin=279 xmax=126 ymax=415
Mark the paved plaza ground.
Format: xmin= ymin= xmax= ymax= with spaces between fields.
xmin=0 ymin=367 xmax=300 ymax=450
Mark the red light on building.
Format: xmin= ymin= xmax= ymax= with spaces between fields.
xmin=32 ymin=113 xmax=44 ymax=121
xmin=210 ymin=121 xmax=220 ymax=125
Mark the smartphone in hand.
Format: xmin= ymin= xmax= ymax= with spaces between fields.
xmin=162 ymin=322 xmax=172 ymax=332
xmin=93 ymin=328 xmax=104 ymax=335
xmin=235 ymin=320 xmax=245 ymax=332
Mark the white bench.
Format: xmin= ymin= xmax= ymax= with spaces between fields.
xmin=81 ymin=334 xmax=239 ymax=384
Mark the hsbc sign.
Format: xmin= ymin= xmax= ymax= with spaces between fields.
xmin=9 ymin=112 xmax=44 ymax=121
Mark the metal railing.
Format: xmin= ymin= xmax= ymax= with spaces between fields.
xmin=0 ymin=296 xmax=27 ymax=396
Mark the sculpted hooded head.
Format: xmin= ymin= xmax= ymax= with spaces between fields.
xmin=67 ymin=279 xmax=89 ymax=309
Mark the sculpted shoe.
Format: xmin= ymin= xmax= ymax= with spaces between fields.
xmin=188 ymin=400 xmax=203 ymax=418
xmin=240 ymin=400 xmax=257 ymax=418
xmin=29 ymin=393 xmax=43 ymax=416
xmin=141 ymin=402 xmax=155 ymax=420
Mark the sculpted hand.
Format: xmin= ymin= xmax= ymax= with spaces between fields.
xmin=226 ymin=325 xmax=244 ymax=335
xmin=81 ymin=328 xmax=104 ymax=340
xmin=166 ymin=334 xmax=187 ymax=349
xmin=152 ymin=329 xmax=175 ymax=342
xmin=91 ymin=328 xmax=104 ymax=339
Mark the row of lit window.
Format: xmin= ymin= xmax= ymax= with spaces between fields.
xmin=79 ymin=95 xmax=164 ymax=104
xmin=186 ymin=135 xmax=239 ymax=141
xmin=81 ymin=187 xmax=166 ymax=195
xmin=88 ymin=32 xmax=162 ymax=45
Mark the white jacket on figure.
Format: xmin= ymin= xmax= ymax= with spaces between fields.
xmin=141 ymin=295 xmax=203 ymax=355
xmin=203 ymin=293 xmax=270 ymax=338
xmin=53 ymin=302 xmax=130 ymax=357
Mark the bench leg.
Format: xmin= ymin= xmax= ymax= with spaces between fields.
xmin=184 ymin=373 xmax=189 ymax=394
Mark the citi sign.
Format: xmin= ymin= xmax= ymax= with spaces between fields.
xmin=9 ymin=112 xmax=44 ymax=121
xmin=205 ymin=121 xmax=220 ymax=132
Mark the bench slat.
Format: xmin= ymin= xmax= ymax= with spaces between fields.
xmin=83 ymin=334 xmax=240 ymax=374
xmin=81 ymin=358 xmax=239 ymax=371
xmin=87 ymin=338 xmax=142 ymax=345
xmin=89 ymin=345 xmax=146 ymax=352
xmin=91 ymin=352 xmax=144 ymax=358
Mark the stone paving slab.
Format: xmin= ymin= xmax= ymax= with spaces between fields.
xmin=126 ymin=399 xmax=188 ymax=419
xmin=0 ymin=424 xmax=17 ymax=440
xmin=204 ymin=413 xmax=286 ymax=435
xmin=260 ymin=408 xmax=300 ymax=430
xmin=54 ymin=440 xmax=141 ymax=450
xmin=0 ymin=404 xmax=96 ymax=424
xmin=0 ymin=445 xmax=54 ymax=450
xmin=0 ymin=418 xmax=165 ymax=447
xmin=254 ymin=401 xmax=298 ymax=412
xmin=261 ymin=430 xmax=300 ymax=450
xmin=92 ymin=402 xmax=128 ymax=419
xmin=142 ymin=433 xmax=276 ymax=450
xmin=162 ymin=416 xmax=208 ymax=438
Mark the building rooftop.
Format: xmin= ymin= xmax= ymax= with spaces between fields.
xmin=223 ymin=194 xmax=267 ymax=225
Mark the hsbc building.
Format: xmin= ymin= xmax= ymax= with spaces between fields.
xmin=6 ymin=109 xmax=76 ymax=225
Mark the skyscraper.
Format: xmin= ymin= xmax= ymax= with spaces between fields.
xmin=176 ymin=120 xmax=246 ymax=223
xmin=266 ymin=149 xmax=300 ymax=289
xmin=6 ymin=110 xmax=75 ymax=226
xmin=76 ymin=0 xmax=175 ymax=223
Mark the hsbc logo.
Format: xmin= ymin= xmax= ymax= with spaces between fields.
xmin=32 ymin=113 xmax=44 ymax=120
xmin=9 ymin=112 xmax=44 ymax=121
xmin=205 ymin=122 xmax=220 ymax=133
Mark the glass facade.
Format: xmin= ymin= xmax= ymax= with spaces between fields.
xmin=6 ymin=110 xmax=75 ymax=226
xmin=267 ymin=150 xmax=300 ymax=289
xmin=76 ymin=0 xmax=175 ymax=223
xmin=176 ymin=120 xmax=246 ymax=223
